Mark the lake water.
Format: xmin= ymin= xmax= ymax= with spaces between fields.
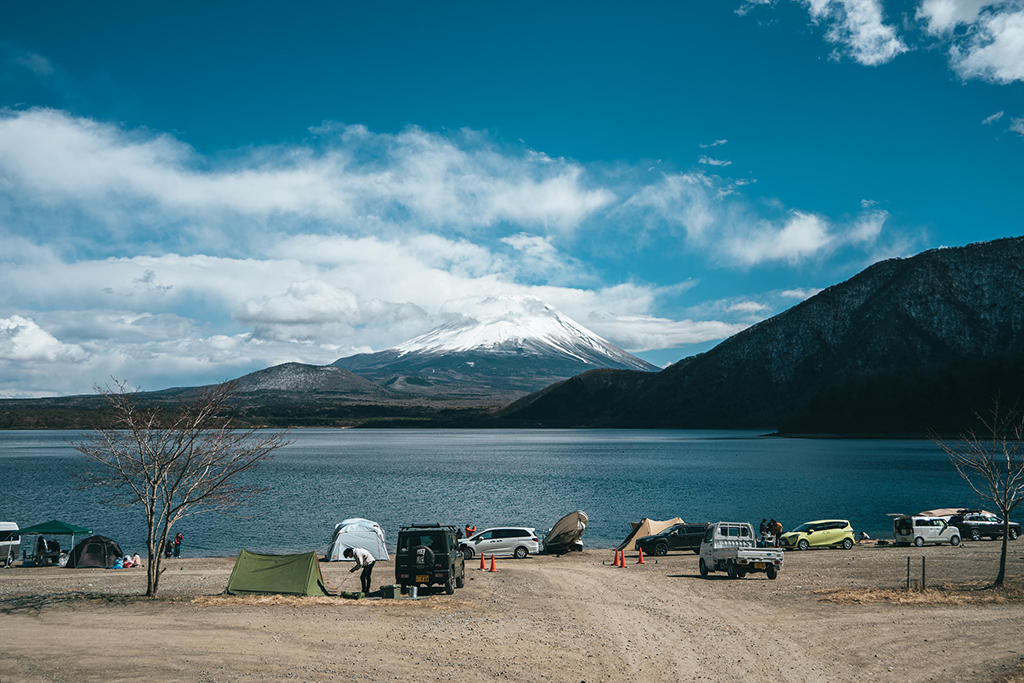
xmin=0 ymin=429 xmax=976 ymax=557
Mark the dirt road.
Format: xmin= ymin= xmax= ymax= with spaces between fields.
xmin=2 ymin=541 xmax=1023 ymax=682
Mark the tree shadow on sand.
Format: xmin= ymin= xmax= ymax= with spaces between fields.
xmin=0 ymin=592 xmax=147 ymax=615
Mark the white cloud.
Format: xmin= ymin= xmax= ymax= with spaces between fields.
xmin=699 ymin=139 xmax=729 ymax=148
xmin=917 ymin=0 xmax=998 ymax=34
xmin=1010 ymin=117 xmax=1024 ymax=135
xmin=982 ymin=110 xmax=1005 ymax=124
xmin=698 ymin=155 xmax=733 ymax=167
xmin=0 ymin=109 xmax=615 ymax=239
xmin=14 ymin=52 xmax=54 ymax=76
xmin=583 ymin=313 xmax=749 ymax=352
xmin=0 ymin=315 xmax=86 ymax=363
xmin=848 ymin=209 xmax=888 ymax=244
xmin=779 ymin=287 xmax=824 ymax=300
xmin=726 ymin=300 xmax=772 ymax=314
xmin=800 ymin=0 xmax=908 ymax=66
xmin=724 ymin=211 xmax=834 ymax=265
xmin=950 ymin=4 xmax=1024 ymax=82
xmin=499 ymin=233 xmax=589 ymax=285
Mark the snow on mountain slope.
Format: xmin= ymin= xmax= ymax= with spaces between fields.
xmin=391 ymin=295 xmax=655 ymax=371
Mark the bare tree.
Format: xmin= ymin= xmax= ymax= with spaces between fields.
xmin=72 ymin=380 xmax=285 ymax=596
xmin=931 ymin=398 xmax=1024 ymax=587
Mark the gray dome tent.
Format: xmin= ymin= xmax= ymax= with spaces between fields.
xmin=67 ymin=535 xmax=123 ymax=568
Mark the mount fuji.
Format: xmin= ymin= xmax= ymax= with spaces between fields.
xmin=332 ymin=295 xmax=657 ymax=400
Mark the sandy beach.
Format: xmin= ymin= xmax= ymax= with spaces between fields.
xmin=2 ymin=541 xmax=1023 ymax=683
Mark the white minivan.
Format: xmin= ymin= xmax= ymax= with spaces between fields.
xmin=892 ymin=515 xmax=960 ymax=547
xmin=459 ymin=527 xmax=540 ymax=559
xmin=0 ymin=522 xmax=20 ymax=565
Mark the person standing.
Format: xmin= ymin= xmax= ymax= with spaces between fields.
xmin=758 ymin=519 xmax=768 ymax=544
xmin=344 ymin=547 xmax=375 ymax=594
xmin=173 ymin=531 xmax=184 ymax=558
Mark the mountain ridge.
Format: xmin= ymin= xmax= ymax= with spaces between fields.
xmin=501 ymin=237 xmax=1024 ymax=434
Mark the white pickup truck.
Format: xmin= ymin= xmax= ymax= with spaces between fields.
xmin=699 ymin=521 xmax=784 ymax=580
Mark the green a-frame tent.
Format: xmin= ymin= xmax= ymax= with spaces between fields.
xmin=225 ymin=550 xmax=330 ymax=596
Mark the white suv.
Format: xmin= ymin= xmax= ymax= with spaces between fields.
xmin=892 ymin=515 xmax=960 ymax=547
xmin=460 ymin=527 xmax=540 ymax=559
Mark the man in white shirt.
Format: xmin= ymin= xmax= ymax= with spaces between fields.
xmin=344 ymin=547 xmax=375 ymax=594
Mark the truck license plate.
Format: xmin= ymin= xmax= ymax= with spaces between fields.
xmin=754 ymin=562 xmax=766 ymax=569
xmin=416 ymin=575 xmax=429 ymax=583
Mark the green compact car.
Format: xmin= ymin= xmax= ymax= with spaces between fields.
xmin=779 ymin=520 xmax=855 ymax=551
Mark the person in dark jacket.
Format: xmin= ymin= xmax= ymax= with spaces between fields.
xmin=173 ymin=532 xmax=184 ymax=558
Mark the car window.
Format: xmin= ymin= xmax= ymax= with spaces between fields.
xmin=739 ymin=526 xmax=750 ymax=537
xmin=478 ymin=531 xmax=495 ymax=540
xmin=728 ymin=527 xmax=740 ymax=537
xmin=399 ymin=533 xmax=444 ymax=550
xmin=704 ymin=528 xmax=714 ymax=543
xmin=914 ymin=519 xmax=926 ymax=526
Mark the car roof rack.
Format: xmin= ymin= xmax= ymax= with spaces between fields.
xmin=400 ymin=524 xmax=458 ymax=532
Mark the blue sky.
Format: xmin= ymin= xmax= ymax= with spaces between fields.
xmin=0 ymin=1 xmax=1022 ymax=396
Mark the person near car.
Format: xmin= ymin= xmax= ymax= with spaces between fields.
xmin=859 ymin=531 xmax=870 ymax=542
xmin=759 ymin=519 xmax=768 ymax=543
xmin=465 ymin=524 xmax=476 ymax=539
xmin=771 ymin=520 xmax=784 ymax=546
xmin=344 ymin=547 xmax=375 ymax=593
xmin=173 ymin=531 xmax=184 ymax=558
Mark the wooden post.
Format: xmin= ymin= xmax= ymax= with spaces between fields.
xmin=922 ymin=556 xmax=926 ymax=590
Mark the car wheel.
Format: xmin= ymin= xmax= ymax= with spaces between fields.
xmin=655 ymin=542 xmax=669 ymax=556
xmin=950 ymin=535 xmax=960 ymax=546
xmin=914 ymin=536 xmax=925 ymax=547
xmin=726 ymin=561 xmax=739 ymax=580
xmin=444 ymin=576 xmax=454 ymax=595
xmin=766 ymin=565 xmax=778 ymax=580
xmin=842 ymin=538 xmax=854 ymax=550
xmin=514 ymin=546 xmax=528 ymax=559
xmin=455 ymin=571 xmax=465 ymax=589
xmin=699 ymin=558 xmax=709 ymax=577
xmin=1010 ymin=529 xmax=1019 ymax=541
xmin=971 ymin=528 xmax=982 ymax=541
xmin=462 ymin=547 xmax=474 ymax=561
xmin=797 ymin=539 xmax=809 ymax=551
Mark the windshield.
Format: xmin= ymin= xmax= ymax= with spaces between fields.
xmin=793 ymin=523 xmax=814 ymax=533
xmin=659 ymin=524 xmax=685 ymax=536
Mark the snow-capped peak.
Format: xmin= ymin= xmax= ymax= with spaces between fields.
xmin=392 ymin=295 xmax=654 ymax=371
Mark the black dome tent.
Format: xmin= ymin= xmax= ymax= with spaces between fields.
xmin=67 ymin=535 xmax=123 ymax=569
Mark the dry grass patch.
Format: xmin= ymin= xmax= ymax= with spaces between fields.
xmin=818 ymin=576 xmax=1024 ymax=606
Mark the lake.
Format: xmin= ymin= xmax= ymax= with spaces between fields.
xmin=0 ymin=429 xmax=975 ymax=556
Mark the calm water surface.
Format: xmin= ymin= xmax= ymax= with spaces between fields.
xmin=0 ymin=429 xmax=973 ymax=556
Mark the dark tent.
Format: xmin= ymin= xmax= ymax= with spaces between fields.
xmin=67 ymin=535 xmax=124 ymax=569
xmin=225 ymin=550 xmax=330 ymax=596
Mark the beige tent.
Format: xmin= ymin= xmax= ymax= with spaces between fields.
xmin=919 ymin=508 xmax=994 ymax=519
xmin=617 ymin=517 xmax=683 ymax=551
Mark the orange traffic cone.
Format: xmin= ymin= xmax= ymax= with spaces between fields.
xmin=637 ymin=547 xmax=645 ymax=565
xmin=489 ymin=555 xmax=497 ymax=572
xmin=617 ymin=550 xmax=624 ymax=567
xmin=479 ymin=553 xmax=486 ymax=570
xmin=612 ymin=549 xmax=619 ymax=566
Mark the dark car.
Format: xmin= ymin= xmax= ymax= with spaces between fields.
xmin=950 ymin=511 xmax=1021 ymax=542
xmin=395 ymin=524 xmax=466 ymax=595
xmin=635 ymin=523 xmax=710 ymax=556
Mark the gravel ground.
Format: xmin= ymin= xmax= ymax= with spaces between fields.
xmin=2 ymin=540 xmax=1023 ymax=682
